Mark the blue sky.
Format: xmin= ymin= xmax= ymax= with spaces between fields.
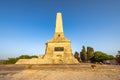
xmin=0 ymin=0 xmax=120 ymax=59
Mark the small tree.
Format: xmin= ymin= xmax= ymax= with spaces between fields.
xmin=93 ymin=51 xmax=111 ymax=62
xmin=87 ymin=46 xmax=94 ymax=61
xmin=18 ymin=55 xmax=38 ymax=59
xmin=80 ymin=46 xmax=87 ymax=62
xmin=116 ymin=51 xmax=120 ymax=64
xmin=108 ymin=55 xmax=115 ymax=60
xmin=3 ymin=58 xmax=18 ymax=64
xmin=74 ymin=51 xmax=79 ymax=61
xmin=118 ymin=51 xmax=120 ymax=54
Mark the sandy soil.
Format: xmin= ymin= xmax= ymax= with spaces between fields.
xmin=0 ymin=64 xmax=120 ymax=80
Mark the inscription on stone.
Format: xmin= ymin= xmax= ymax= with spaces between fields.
xmin=54 ymin=47 xmax=64 ymax=51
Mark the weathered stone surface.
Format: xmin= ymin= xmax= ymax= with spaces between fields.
xmin=16 ymin=12 xmax=79 ymax=64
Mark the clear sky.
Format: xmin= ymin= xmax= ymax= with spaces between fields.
xmin=0 ymin=0 xmax=120 ymax=59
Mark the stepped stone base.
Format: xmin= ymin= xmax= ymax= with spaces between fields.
xmin=16 ymin=56 xmax=79 ymax=64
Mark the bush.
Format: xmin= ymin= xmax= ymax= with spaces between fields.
xmin=3 ymin=55 xmax=38 ymax=64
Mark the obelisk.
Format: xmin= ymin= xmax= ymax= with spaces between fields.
xmin=44 ymin=12 xmax=79 ymax=64
xmin=55 ymin=12 xmax=63 ymax=32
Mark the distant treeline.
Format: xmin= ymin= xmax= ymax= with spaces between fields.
xmin=2 ymin=55 xmax=38 ymax=64
xmin=74 ymin=46 xmax=120 ymax=64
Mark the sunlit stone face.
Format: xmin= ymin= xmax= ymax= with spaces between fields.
xmin=55 ymin=13 xmax=63 ymax=33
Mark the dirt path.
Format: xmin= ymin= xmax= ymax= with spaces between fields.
xmin=0 ymin=64 xmax=120 ymax=80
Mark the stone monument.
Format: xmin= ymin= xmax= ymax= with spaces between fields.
xmin=16 ymin=12 xmax=79 ymax=64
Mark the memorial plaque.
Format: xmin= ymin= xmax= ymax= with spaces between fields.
xmin=54 ymin=47 xmax=64 ymax=51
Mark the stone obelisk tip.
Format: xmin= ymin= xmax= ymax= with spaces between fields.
xmin=55 ymin=12 xmax=63 ymax=33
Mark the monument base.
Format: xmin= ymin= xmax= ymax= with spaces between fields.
xmin=16 ymin=55 xmax=79 ymax=64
